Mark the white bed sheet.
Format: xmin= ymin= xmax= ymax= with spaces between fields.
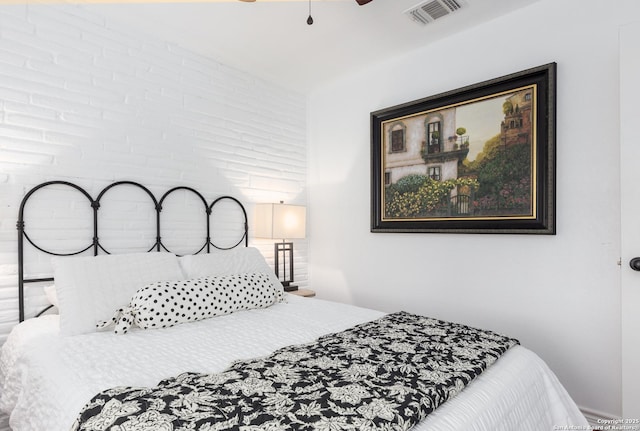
xmin=0 ymin=295 xmax=588 ymax=431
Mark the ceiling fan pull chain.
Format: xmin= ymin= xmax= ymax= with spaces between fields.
xmin=307 ymin=0 xmax=314 ymax=25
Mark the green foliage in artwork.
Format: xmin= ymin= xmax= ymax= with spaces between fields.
xmin=462 ymin=134 xmax=502 ymax=168
xmin=392 ymin=174 xmax=430 ymax=194
xmin=503 ymin=100 xmax=513 ymax=115
xmin=461 ymin=135 xmax=532 ymax=212
xmin=385 ymin=176 xmax=479 ymax=218
xmin=475 ymin=142 xmax=530 ymax=198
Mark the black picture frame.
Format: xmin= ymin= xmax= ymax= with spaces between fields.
xmin=371 ymin=63 xmax=556 ymax=234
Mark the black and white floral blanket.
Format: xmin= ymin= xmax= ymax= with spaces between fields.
xmin=72 ymin=312 xmax=519 ymax=431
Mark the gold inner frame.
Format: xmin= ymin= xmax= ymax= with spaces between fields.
xmin=380 ymin=84 xmax=538 ymax=222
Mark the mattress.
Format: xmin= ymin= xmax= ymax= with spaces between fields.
xmin=0 ymin=294 xmax=588 ymax=431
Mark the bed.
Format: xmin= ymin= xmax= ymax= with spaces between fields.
xmin=0 ymin=181 xmax=588 ymax=431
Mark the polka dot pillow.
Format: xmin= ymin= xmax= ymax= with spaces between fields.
xmin=98 ymin=273 xmax=277 ymax=334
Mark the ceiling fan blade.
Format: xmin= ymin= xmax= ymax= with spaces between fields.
xmin=355 ymin=0 xmax=372 ymax=4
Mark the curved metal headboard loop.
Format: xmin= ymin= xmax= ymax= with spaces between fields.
xmin=94 ymin=181 xmax=160 ymax=254
xmin=208 ymin=196 xmax=249 ymax=250
xmin=18 ymin=181 xmax=95 ymax=254
xmin=158 ymin=186 xmax=210 ymax=255
xmin=17 ymin=181 xmax=95 ymax=322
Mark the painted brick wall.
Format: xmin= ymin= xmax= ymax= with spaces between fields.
xmin=0 ymin=3 xmax=308 ymax=347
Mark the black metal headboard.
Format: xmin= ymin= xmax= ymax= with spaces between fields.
xmin=17 ymin=180 xmax=249 ymax=322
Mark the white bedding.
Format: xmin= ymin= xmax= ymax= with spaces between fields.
xmin=0 ymin=294 xmax=588 ymax=431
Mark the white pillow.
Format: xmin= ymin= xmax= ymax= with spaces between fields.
xmin=179 ymin=247 xmax=283 ymax=299
xmin=43 ymin=284 xmax=59 ymax=308
xmin=100 ymin=273 xmax=278 ymax=334
xmin=52 ymin=252 xmax=185 ymax=336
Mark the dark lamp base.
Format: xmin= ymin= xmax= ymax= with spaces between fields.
xmin=283 ymin=284 xmax=298 ymax=292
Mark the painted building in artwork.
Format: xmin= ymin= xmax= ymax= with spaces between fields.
xmin=500 ymin=88 xmax=533 ymax=147
xmin=383 ymin=107 xmax=469 ymax=186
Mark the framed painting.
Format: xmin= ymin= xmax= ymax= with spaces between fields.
xmin=371 ymin=63 xmax=556 ymax=234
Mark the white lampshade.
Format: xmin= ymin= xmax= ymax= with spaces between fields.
xmin=254 ymin=203 xmax=306 ymax=239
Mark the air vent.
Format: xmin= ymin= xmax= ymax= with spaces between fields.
xmin=404 ymin=0 xmax=466 ymax=26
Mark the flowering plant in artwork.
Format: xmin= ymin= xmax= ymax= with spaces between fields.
xmin=385 ymin=175 xmax=479 ymax=218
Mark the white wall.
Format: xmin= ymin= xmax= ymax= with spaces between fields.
xmin=308 ymin=0 xmax=638 ymax=417
xmin=0 ymin=4 xmax=308 ymax=343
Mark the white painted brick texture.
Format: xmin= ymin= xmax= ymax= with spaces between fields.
xmin=0 ymin=0 xmax=308 ymax=365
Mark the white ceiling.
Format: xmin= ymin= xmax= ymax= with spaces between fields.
xmin=85 ymin=0 xmax=540 ymax=93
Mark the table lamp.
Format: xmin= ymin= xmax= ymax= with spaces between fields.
xmin=255 ymin=202 xmax=306 ymax=291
